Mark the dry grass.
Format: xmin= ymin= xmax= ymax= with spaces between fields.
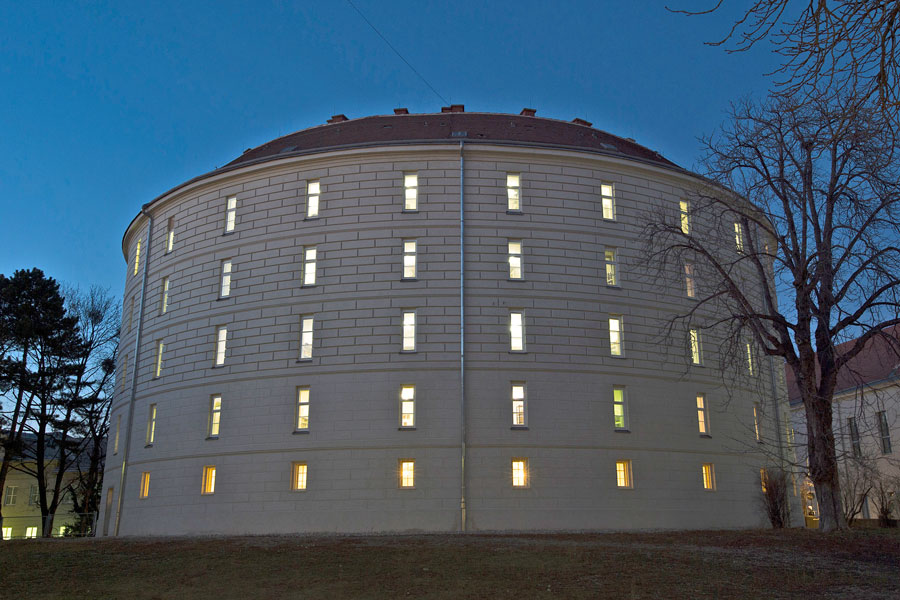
xmin=1 ymin=528 xmax=898 ymax=599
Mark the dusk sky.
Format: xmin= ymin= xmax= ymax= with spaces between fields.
xmin=0 ymin=1 xmax=781 ymax=297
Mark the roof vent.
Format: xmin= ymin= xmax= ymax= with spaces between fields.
xmin=327 ymin=114 xmax=349 ymax=124
xmin=571 ymin=118 xmax=592 ymax=127
xmin=441 ymin=104 xmax=465 ymax=113
xmin=393 ymin=108 xmax=409 ymax=115
xmin=520 ymin=108 xmax=537 ymax=117
xmin=242 ymin=148 xmax=252 ymax=154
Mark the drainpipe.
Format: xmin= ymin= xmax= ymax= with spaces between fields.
xmin=768 ymin=355 xmax=791 ymax=524
xmin=114 ymin=206 xmax=153 ymax=536
xmin=459 ymin=141 xmax=467 ymax=532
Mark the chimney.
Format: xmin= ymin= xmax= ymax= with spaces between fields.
xmin=327 ymin=114 xmax=349 ymax=124
xmin=520 ymin=108 xmax=537 ymax=117
xmin=571 ymin=118 xmax=592 ymax=127
xmin=442 ymin=104 xmax=465 ymax=113
xmin=393 ymin=108 xmax=409 ymax=115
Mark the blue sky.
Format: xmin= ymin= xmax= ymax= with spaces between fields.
xmin=0 ymin=1 xmax=780 ymax=295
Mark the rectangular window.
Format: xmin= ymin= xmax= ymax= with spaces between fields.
xmin=616 ymin=460 xmax=633 ymax=488
xmin=509 ymin=311 xmax=525 ymax=352
xmin=28 ymin=484 xmax=38 ymax=506
xmin=292 ymin=462 xmax=308 ymax=491
xmin=508 ymin=240 xmax=523 ymax=279
xmin=404 ymin=172 xmax=418 ymax=211
xmin=878 ymin=411 xmax=892 ymax=454
xmin=225 ymin=196 xmax=236 ymax=232
xmin=120 ymin=354 xmax=128 ymax=390
xmin=753 ymin=403 xmax=761 ymax=442
xmin=139 ymin=472 xmax=150 ymax=499
xmin=25 ymin=526 xmax=37 ymax=539
xmin=3 ymin=486 xmax=17 ymax=506
xmin=166 ymin=217 xmax=174 ymax=253
xmin=1 ymin=528 xmax=10 ymax=541
xmin=160 ymin=277 xmax=169 ymax=315
xmin=209 ymin=395 xmax=222 ymax=437
xmin=746 ymin=341 xmax=755 ymax=375
xmin=202 ymin=465 xmax=216 ymax=494
xmin=129 ymin=296 xmax=135 ymax=331
xmin=302 ymin=247 xmax=317 ymax=285
xmin=300 ymin=317 xmax=314 ymax=360
xmin=734 ymin=222 xmax=744 ymax=253
xmin=848 ymin=417 xmax=862 ymax=457
xmin=697 ymin=394 xmax=709 ymax=435
xmin=512 ymin=458 xmax=528 ymax=487
xmin=146 ymin=403 xmax=157 ymax=445
xmin=155 ymin=341 xmax=164 ymax=377
xmin=512 ymin=383 xmax=526 ymax=427
xmin=220 ymin=260 xmax=232 ymax=297
xmin=399 ymin=459 xmax=415 ymax=488
xmin=604 ymin=248 xmax=618 ymax=286
xmin=402 ymin=240 xmax=417 ymax=279
xmin=114 ymin=414 xmax=121 ymax=454
xmin=680 ymin=200 xmax=690 ymax=234
xmin=702 ymin=463 xmax=716 ymax=491
xmin=690 ymin=329 xmax=702 ymax=365
xmin=507 ymin=173 xmax=521 ymax=211
xmin=402 ymin=311 xmax=416 ymax=352
xmin=306 ymin=181 xmax=320 ymax=218
xmin=296 ymin=387 xmax=310 ymax=430
xmin=609 ymin=316 xmax=623 ymax=356
xmin=684 ymin=263 xmax=695 ymax=298
xmin=215 ymin=327 xmax=227 ymax=366
xmin=133 ymin=239 xmax=141 ymax=276
xmin=400 ymin=385 xmax=415 ymax=428
xmin=613 ymin=386 xmax=627 ymax=430
xmin=601 ymin=184 xmax=615 ymax=220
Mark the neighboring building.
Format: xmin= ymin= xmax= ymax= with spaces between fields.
xmin=102 ymin=107 xmax=792 ymax=536
xmin=788 ymin=327 xmax=900 ymax=525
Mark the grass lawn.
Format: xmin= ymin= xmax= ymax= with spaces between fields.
xmin=1 ymin=528 xmax=898 ymax=599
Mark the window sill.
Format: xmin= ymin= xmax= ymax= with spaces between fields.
xmin=700 ymin=434 xmax=712 ymax=439
xmin=511 ymin=425 xmax=529 ymax=430
xmin=144 ymin=443 xmax=153 ymax=448
xmin=614 ymin=428 xmax=631 ymax=433
xmin=222 ymin=231 xmax=235 ymax=236
xmin=508 ymin=350 xmax=527 ymax=354
xmin=506 ymin=210 xmax=523 ymax=215
xmin=602 ymin=218 xmax=617 ymax=223
xmin=398 ymin=487 xmax=416 ymax=491
xmin=507 ymin=278 xmax=525 ymax=282
xmin=610 ymin=354 xmax=625 ymax=359
xmin=293 ymin=430 xmax=310 ymax=435
xmin=606 ymin=284 xmax=622 ymax=289
xmin=398 ymin=426 xmax=416 ymax=431
xmin=205 ymin=436 xmax=219 ymax=441
xmin=402 ymin=209 xmax=419 ymax=214
xmin=401 ymin=278 xmax=418 ymax=282
xmin=211 ymin=365 xmax=225 ymax=369
xmin=292 ymin=488 xmax=308 ymax=493
xmin=217 ymin=296 xmax=232 ymax=301
xmin=304 ymin=216 xmax=320 ymax=222
xmin=300 ymin=284 xmax=317 ymax=289
xmin=399 ymin=350 xmax=417 ymax=354
xmin=617 ymin=487 xmax=635 ymax=491
xmin=296 ymin=358 xmax=313 ymax=363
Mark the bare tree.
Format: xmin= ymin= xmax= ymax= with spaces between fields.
xmin=644 ymin=91 xmax=900 ymax=531
xmin=760 ymin=467 xmax=791 ymax=528
xmin=870 ymin=467 xmax=899 ymax=527
xmin=839 ymin=456 xmax=876 ymax=526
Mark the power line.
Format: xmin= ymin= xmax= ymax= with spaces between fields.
xmin=346 ymin=0 xmax=449 ymax=105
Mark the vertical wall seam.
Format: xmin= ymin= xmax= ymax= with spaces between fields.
xmin=459 ymin=140 xmax=466 ymax=532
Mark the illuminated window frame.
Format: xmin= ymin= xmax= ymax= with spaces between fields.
xmin=296 ymin=387 xmax=310 ymax=431
xmin=146 ymin=403 xmax=157 ymax=446
xmin=746 ymin=341 xmax=755 ymax=375
xmin=399 ymin=459 xmax=415 ymax=488
xmin=753 ymin=402 xmax=762 ymax=443
xmin=208 ymin=395 xmax=222 ymax=438
xmin=25 ymin=526 xmax=37 ymax=539
xmin=120 ymin=353 xmax=128 ymax=391
xmin=113 ymin=414 xmax=121 ymax=454
xmin=133 ymin=239 xmax=141 ymax=276
xmin=601 ymin=183 xmax=615 ymax=220
xmin=215 ymin=327 xmax=227 ymax=366
xmin=604 ymin=247 xmax=618 ymax=286
xmin=404 ymin=172 xmax=418 ymax=211
xmin=506 ymin=173 xmax=521 ymax=211
xmin=220 ymin=260 xmax=232 ymax=298
xmin=402 ymin=239 xmax=417 ymax=279
xmin=615 ymin=460 xmax=633 ymax=489
xmin=300 ymin=316 xmax=314 ymax=360
xmin=609 ymin=316 xmax=623 ymax=357
xmin=224 ymin=196 xmax=237 ymax=233
xmin=2 ymin=527 xmax=12 ymax=540
xmin=166 ymin=216 xmax=175 ymax=253
xmin=734 ymin=221 xmax=744 ymax=253
xmin=613 ymin=386 xmax=628 ymax=430
xmin=155 ymin=340 xmax=164 ymax=377
xmin=697 ymin=394 xmax=709 ymax=435
xmin=399 ymin=385 xmax=416 ymax=428
xmin=684 ymin=263 xmax=696 ymax=298
xmin=201 ymin=465 xmax=216 ymax=495
xmin=401 ymin=310 xmax=416 ymax=352
xmin=690 ymin=328 xmax=702 ymax=365
xmin=160 ymin=276 xmax=169 ymax=315
xmin=512 ymin=458 xmax=529 ymax=488
xmin=302 ymin=246 xmax=317 ymax=286
xmin=306 ymin=180 xmax=320 ymax=218
xmin=511 ymin=383 xmax=527 ymax=427
xmin=139 ymin=472 xmax=150 ymax=499
xmin=702 ymin=463 xmax=716 ymax=491
xmin=679 ymin=200 xmax=690 ymax=234
xmin=292 ymin=462 xmax=308 ymax=491
xmin=508 ymin=240 xmax=523 ymax=280
xmin=509 ymin=311 xmax=525 ymax=352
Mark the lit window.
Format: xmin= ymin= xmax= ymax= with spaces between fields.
xmin=697 ymin=394 xmax=709 ymax=435
xmin=746 ymin=342 xmax=755 ymax=375
xmin=760 ymin=468 xmax=768 ymax=493
xmin=302 ymin=247 xmax=317 ymax=285
xmin=296 ymin=388 xmax=310 ymax=430
xmin=403 ymin=240 xmax=417 ymax=279
xmin=877 ymin=411 xmax=892 ymax=454
xmin=155 ymin=341 xmax=164 ymax=377
xmin=601 ymin=184 xmax=615 ymax=220
xmin=399 ymin=459 xmax=415 ymax=488
xmin=292 ymin=462 xmax=308 ymax=490
xmin=702 ymin=463 xmax=716 ymax=491
xmin=609 ymin=316 xmax=623 ymax=356
xmin=146 ymin=403 xmax=157 ymax=445
xmin=113 ymin=414 xmax=121 ymax=454
xmin=129 ymin=296 xmax=135 ymax=330
xmin=25 ymin=526 xmax=37 ymax=539
xmin=202 ymin=465 xmax=216 ymax=494
xmin=509 ymin=311 xmax=525 ymax=352
xmin=139 ymin=472 xmax=150 ymax=499
xmin=400 ymin=385 xmax=415 ymax=428
xmin=690 ymin=329 xmax=702 ymax=365
xmin=613 ymin=387 xmax=627 ymax=430
xmin=679 ymin=200 xmax=690 ymax=234
xmin=512 ymin=383 xmax=526 ymax=427
xmin=404 ymin=173 xmax=418 ymax=211
xmin=28 ymin=484 xmax=38 ymax=506
xmin=307 ymin=181 xmax=320 ymax=218
xmin=3 ymin=486 xmax=17 ymax=506
xmin=2 ymin=527 xmax=10 ymax=540
xmin=616 ymin=460 xmax=633 ymax=488
xmin=215 ymin=327 xmax=227 ymax=366
xmin=849 ymin=417 xmax=861 ymax=457
xmin=166 ymin=217 xmax=174 ymax=253
xmin=508 ymin=240 xmax=523 ymax=279
xmin=734 ymin=222 xmax=744 ymax=253
xmin=604 ymin=248 xmax=618 ymax=286
xmin=209 ymin=395 xmax=222 ymax=437
xmin=220 ymin=260 xmax=232 ymax=297
xmin=225 ymin=196 xmax=237 ymax=232
xmin=753 ymin=403 xmax=761 ymax=442
xmin=160 ymin=277 xmax=169 ymax=315
xmin=402 ymin=311 xmax=416 ymax=352
xmin=120 ymin=354 xmax=128 ymax=390
xmin=512 ymin=459 xmax=528 ymax=487
xmin=300 ymin=317 xmax=314 ymax=360
xmin=507 ymin=173 xmax=521 ymax=211
xmin=684 ymin=263 xmax=695 ymax=298
xmin=133 ymin=239 xmax=141 ymax=276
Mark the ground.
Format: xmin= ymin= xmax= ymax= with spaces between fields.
xmin=1 ymin=529 xmax=898 ymax=599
